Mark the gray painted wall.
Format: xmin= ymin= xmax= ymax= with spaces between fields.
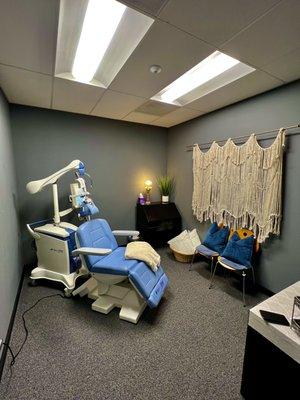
xmin=0 ymin=91 xmax=21 ymax=347
xmin=10 ymin=106 xmax=167 ymax=265
xmin=167 ymin=80 xmax=300 ymax=293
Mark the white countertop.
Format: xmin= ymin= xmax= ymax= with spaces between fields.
xmin=249 ymin=281 xmax=300 ymax=364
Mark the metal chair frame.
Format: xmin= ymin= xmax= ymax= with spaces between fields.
xmin=189 ymin=249 xmax=218 ymax=280
xmin=208 ymin=227 xmax=259 ymax=306
xmin=209 ymin=258 xmax=256 ymax=306
xmin=189 ymin=223 xmax=228 ymax=277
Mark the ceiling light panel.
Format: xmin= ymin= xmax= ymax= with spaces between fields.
xmin=152 ymin=51 xmax=255 ymax=106
xmin=55 ymin=0 xmax=154 ymax=88
xmin=72 ymin=0 xmax=126 ymax=83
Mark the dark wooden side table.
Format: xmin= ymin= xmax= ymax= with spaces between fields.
xmin=136 ymin=202 xmax=182 ymax=247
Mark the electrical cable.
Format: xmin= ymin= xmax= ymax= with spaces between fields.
xmin=2 ymin=293 xmax=66 ymax=372
xmin=2 ymin=343 xmax=15 ymax=366
xmin=0 ymin=292 xmax=67 ymax=396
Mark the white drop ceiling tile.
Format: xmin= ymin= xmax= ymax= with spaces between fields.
xmin=91 ymin=90 xmax=146 ymax=119
xmin=52 ymin=78 xmax=105 ymax=115
xmin=148 ymin=120 xmax=169 ymax=127
xmin=221 ymin=0 xmax=300 ymax=68
xmin=187 ymin=71 xmax=282 ymax=112
xmin=152 ymin=107 xmax=205 ymax=127
xmin=119 ymin=0 xmax=169 ymax=16
xmin=0 ymin=0 xmax=59 ymax=74
xmin=159 ymin=0 xmax=279 ymax=46
xmin=135 ymin=100 xmax=179 ymax=116
xmin=0 ymin=64 xmax=52 ymax=108
xmin=261 ymin=48 xmax=300 ymax=83
xmin=123 ymin=111 xmax=159 ymax=124
xmin=109 ymin=20 xmax=214 ymax=98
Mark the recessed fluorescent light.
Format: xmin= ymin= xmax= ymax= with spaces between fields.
xmin=72 ymin=0 xmax=126 ymax=83
xmin=152 ymin=51 xmax=255 ymax=106
xmin=56 ymin=0 xmax=153 ymax=87
xmin=161 ymin=52 xmax=239 ymax=103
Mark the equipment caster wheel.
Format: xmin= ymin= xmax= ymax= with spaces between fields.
xmin=29 ymin=279 xmax=38 ymax=287
xmin=64 ymin=288 xmax=72 ymax=298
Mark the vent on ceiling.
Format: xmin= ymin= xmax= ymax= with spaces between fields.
xmin=134 ymin=100 xmax=178 ymax=116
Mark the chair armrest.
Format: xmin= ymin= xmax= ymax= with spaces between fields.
xmin=112 ymin=230 xmax=139 ymax=237
xmin=72 ymin=247 xmax=112 ymax=257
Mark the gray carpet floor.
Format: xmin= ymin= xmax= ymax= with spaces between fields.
xmin=0 ymin=248 xmax=266 ymax=400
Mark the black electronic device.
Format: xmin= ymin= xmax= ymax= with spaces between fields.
xmin=259 ymin=310 xmax=290 ymax=326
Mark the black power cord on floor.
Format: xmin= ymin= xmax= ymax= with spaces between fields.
xmin=2 ymin=293 xmax=66 ymax=371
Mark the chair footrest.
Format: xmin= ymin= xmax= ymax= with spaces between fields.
xmin=92 ymin=297 xmax=115 ymax=314
xmin=89 ymin=281 xmax=147 ymax=324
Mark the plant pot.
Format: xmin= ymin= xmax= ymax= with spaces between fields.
xmin=162 ymin=195 xmax=169 ymax=203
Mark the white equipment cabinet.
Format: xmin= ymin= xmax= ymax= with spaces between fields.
xmin=29 ymin=222 xmax=87 ymax=293
xmin=26 ymin=160 xmax=98 ymax=295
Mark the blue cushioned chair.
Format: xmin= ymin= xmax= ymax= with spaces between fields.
xmin=209 ymin=228 xmax=258 ymax=306
xmin=190 ymin=223 xmax=230 ymax=278
xmin=72 ymin=219 xmax=169 ymax=323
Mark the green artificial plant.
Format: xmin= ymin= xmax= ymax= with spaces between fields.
xmin=157 ymin=176 xmax=174 ymax=197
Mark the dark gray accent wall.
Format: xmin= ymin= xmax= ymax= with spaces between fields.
xmin=0 ymin=91 xmax=21 ymax=348
xmin=10 ymin=106 xmax=167 ymax=265
xmin=167 ymin=80 xmax=300 ymax=293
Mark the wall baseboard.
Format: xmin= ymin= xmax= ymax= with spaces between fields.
xmin=0 ymin=269 xmax=24 ymax=381
xmin=257 ymin=284 xmax=274 ymax=297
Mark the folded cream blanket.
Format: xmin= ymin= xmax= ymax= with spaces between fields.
xmin=125 ymin=241 xmax=160 ymax=272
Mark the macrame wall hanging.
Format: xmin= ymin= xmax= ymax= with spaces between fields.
xmin=192 ymin=128 xmax=286 ymax=243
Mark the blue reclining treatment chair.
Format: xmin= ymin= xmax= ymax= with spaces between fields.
xmin=72 ymin=219 xmax=169 ymax=323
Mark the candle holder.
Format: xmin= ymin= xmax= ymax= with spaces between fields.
xmin=144 ymin=180 xmax=152 ymax=205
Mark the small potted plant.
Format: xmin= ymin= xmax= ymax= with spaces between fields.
xmin=157 ymin=176 xmax=174 ymax=203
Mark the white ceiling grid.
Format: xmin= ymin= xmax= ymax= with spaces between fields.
xmin=0 ymin=0 xmax=299 ymax=127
